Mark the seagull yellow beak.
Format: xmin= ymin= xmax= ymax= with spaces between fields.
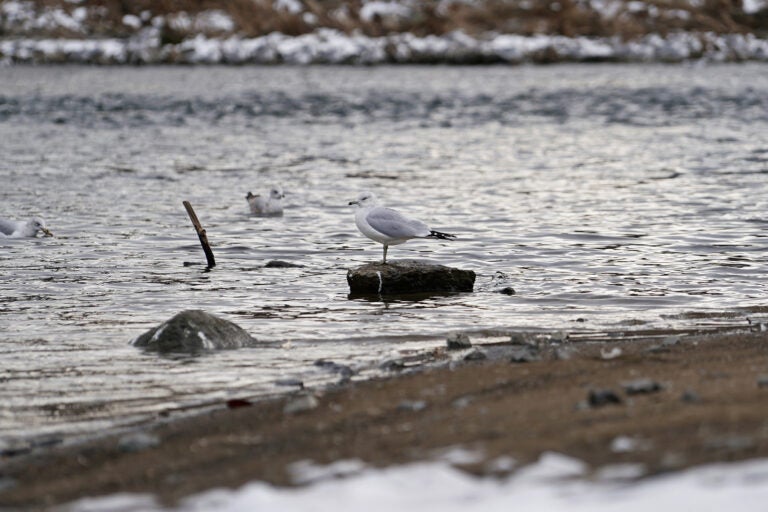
xmin=42 ymin=227 xmax=53 ymax=237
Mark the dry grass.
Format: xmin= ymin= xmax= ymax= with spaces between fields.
xmin=7 ymin=0 xmax=768 ymax=40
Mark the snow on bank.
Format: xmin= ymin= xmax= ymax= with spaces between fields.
xmin=66 ymin=453 xmax=768 ymax=512
xmin=2 ymin=29 xmax=768 ymax=64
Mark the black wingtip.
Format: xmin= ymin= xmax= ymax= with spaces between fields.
xmin=429 ymin=230 xmax=457 ymax=240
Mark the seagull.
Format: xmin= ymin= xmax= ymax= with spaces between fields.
xmin=0 ymin=217 xmax=53 ymax=238
xmin=246 ymin=185 xmax=285 ymax=216
xmin=349 ymin=191 xmax=456 ymax=264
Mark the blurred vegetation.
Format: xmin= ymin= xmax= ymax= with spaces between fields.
xmin=7 ymin=0 xmax=768 ymax=40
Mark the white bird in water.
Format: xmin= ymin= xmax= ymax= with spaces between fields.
xmin=0 ymin=217 xmax=53 ymax=238
xmin=349 ymin=191 xmax=456 ymax=264
xmin=246 ymin=185 xmax=285 ymax=216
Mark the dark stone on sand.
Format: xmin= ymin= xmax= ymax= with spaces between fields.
xmin=622 ymin=378 xmax=663 ymax=395
xmin=681 ymin=389 xmax=701 ymax=403
xmin=265 ymin=260 xmax=304 ymax=268
xmin=588 ymin=389 xmax=622 ymax=407
xmin=117 ymin=433 xmax=159 ymax=453
xmin=757 ymin=375 xmax=768 ymax=389
xmin=509 ymin=346 xmax=540 ymax=363
xmin=132 ymin=310 xmax=257 ymax=352
xmin=646 ymin=336 xmax=682 ymax=353
xmin=347 ymin=260 xmax=475 ymax=295
xmin=447 ymin=332 xmax=472 ymax=350
xmin=397 ymin=400 xmax=428 ymax=412
xmin=464 ymin=348 xmax=488 ymax=361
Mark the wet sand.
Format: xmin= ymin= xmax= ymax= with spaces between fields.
xmin=3 ymin=329 xmax=768 ymax=509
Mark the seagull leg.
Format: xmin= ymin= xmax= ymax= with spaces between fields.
xmin=382 ymin=244 xmax=388 ymax=264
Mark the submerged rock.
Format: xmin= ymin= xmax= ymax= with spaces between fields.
xmin=132 ymin=310 xmax=257 ymax=352
xmin=265 ymin=260 xmax=304 ymax=268
xmin=347 ymin=260 xmax=475 ymax=295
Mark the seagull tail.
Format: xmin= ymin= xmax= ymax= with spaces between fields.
xmin=428 ymin=230 xmax=457 ymax=240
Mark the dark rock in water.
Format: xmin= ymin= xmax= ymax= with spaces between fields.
xmin=347 ymin=260 xmax=475 ymax=295
xmin=622 ymin=378 xmax=663 ymax=395
xmin=265 ymin=260 xmax=304 ymax=268
xmin=588 ymin=389 xmax=622 ymax=407
xmin=447 ymin=332 xmax=472 ymax=350
xmin=380 ymin=359 xmax=406 ymax=372
xmin=275 ymin=378 xmax=305 ymax=388
xmin=132 ymin=310 xmax=257 ymax=352
xmin=314 ymin=359 xmax=355 ymax=378
xmin=499 ymin=287 xmax=516 ymax=295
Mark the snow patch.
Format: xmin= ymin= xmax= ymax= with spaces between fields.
xmin=360 ymin=1 xmax=413 ymax=22
xmin=274 ymin=0 xmax=304 ymax=15
xmin=65 ymin=455 xmax=768 ymax=512
xmin=2 ymin=29 xmax=768 ymax=64
xmin=743 ymin=0 xmax=767 ymax=14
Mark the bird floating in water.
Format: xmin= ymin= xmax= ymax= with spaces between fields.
xmin=0 ymin=217 xmax=53 ymax=238
xmin=349 ymin=191 xmax=456 ymax=264
xmin=246 ymin=185 xmax=284 ymax=216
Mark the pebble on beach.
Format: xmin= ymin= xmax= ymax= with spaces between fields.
xmin=622 ymin=378 xmax=663 ymax=395
xmin=117 ymin=432 xmax=160 ymax=453
xmin=588 ymin=389 xmax=623 ymax=407
xmin=509 ymin=346 xmax=540 ymax=363
xmin=283 ymin=393 xmax=319 ymax=415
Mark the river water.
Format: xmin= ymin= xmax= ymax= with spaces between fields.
xmin=1 ymin=64 xmax=767 ymax=447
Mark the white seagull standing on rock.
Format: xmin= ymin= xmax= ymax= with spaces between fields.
xmin=349 ymin=191 xmax=456 ymax=264
xmin=246 ymin=185 xmax=285 ymax=216
xmin=0 ymin=217 xmax=53 ymax=238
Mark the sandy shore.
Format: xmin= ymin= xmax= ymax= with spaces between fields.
xmin=3 ymin=329 xmax=768 ymax=509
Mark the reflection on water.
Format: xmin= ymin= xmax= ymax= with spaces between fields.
xmin=1 ymin=64 xmax=767 ymax=445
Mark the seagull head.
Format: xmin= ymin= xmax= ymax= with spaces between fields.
xmin=349 ymin=191 xmax=378 ymax=208
xmin=31 ymin=217 xmax=53 ymax=237
xmin=270 ymin=186 xmax=285 ymax=200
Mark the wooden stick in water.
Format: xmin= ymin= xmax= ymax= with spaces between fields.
xmin=183 ymin=201 xmax=216 ymax=268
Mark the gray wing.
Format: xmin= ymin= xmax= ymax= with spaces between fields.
xmin=366 ymin=207 xmax=430 ymax=239
xmin=0 ymin=219 xmax=18 ymax=236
